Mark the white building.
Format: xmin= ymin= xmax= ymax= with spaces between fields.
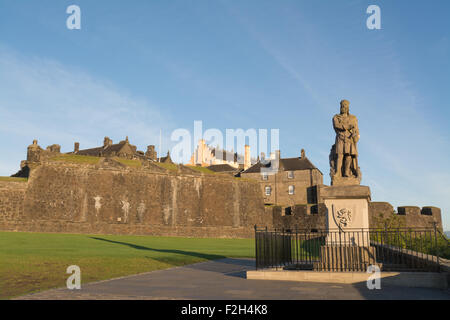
xmin=189 ymin=139 xmax=253 ymax=170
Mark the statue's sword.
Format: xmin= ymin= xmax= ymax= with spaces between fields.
xmin=350 ymin=128 xmax=359 ymax=176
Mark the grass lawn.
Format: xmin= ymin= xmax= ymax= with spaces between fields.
xmin=0 ymin=232 xmax=254 ymax=299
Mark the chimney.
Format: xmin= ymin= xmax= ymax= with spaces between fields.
xmin=146 ymin=145 xmax=156 ymax=161
xmin=276 ymin=150 xmax=281 ymax=160
xmin=74 ymin=142 xmax=79 ymax=153
xmin=260 ymin=152 xmax=265 ymax=161
xmin=103 ymin=137 xmax=112 ymax=147
xmin=244 ymin=145 xmax=251 ymax=170
xmin=301 ymin=149 xmax=306 ymax=159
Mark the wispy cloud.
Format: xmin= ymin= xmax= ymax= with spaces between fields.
xmin=221 ymin=1 xmax=326 ymax=108
xmin=221 ymin=2 xmax=450 ymax=229
xmin=0 ymin=45 xmax=175 ymax=174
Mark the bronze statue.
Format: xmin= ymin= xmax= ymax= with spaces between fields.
xmin=330 ymin=100 xmax=361 ymax=185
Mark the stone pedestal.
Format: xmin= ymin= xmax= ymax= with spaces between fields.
xmin=317 ymin=185 xmax=376 ymax=271
xmin=331 ymin=175 xmax=361 ymax=186
xmin=314 ymin=245 xmax=378 ymax=271
xmin=319 ymin=185 xmax=371 ymax=245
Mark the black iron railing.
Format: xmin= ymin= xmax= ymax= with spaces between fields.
xmin=254 ymin=226 xmax=448 ymax=272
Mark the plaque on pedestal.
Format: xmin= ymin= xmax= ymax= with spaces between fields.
xmin=320 ymin=185 xmax=371 ymax=246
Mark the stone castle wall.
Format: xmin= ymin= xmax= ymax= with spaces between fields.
xmin=369 ymin=202 xmax=443 ymax=231
xmin=0 ymin=162 xmax=443 ymax=237
xmin=270 ymin=204 xmax=327 ymax=230
xmin=0 ymin=161 xmax=272 ymax=238
xmin=0 ymin=181 xmax=26 ymax=221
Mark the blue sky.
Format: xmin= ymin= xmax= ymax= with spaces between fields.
xmin=0 ymin=0 xmax=449 ymax=229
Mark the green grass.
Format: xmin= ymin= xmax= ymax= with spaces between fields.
xmin=0 ymin=177 xmax=28 ymax=182
xmin=114 ymin=158 xmax=142 ymax=168
xmin=370 ymin=230 xmax=450 ymax=259
xmin=0 ymin=232 xmax=254 ymax=299
xmin=49 ymin=154 xmax=100 ymax=165
xmin=186 ymin=166 xmax=216 ymax=174
xmin=154 ymin=162 xmax=178 ymax=171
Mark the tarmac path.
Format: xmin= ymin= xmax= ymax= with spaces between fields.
xmin=16 ymin=258 xmax=450 ymax=300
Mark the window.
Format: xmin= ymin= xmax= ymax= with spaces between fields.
xmin=288 ymin=185 xmax=295 ymax=195
xmin=262 ymin=173 xmax=268 ymax=180
xmin=287 ymin=171 xmax=294 ymax=179
xmin=265 ymin=186 xmax=272 ymax=196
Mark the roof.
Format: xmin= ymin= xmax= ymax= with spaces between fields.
xmin=75 ymin=142 xmax=128 ymax=157
xmin=242 ymin=157 xmax=322 ymax=174
xmin=211 ymin=148 xmax=238 ymax=162
xmin=206 ymin=164 xmax=240 ymax=172
xmin=158 ymin=151 xmax=173 ymax=164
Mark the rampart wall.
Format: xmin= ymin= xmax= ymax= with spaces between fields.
xmin=0 ymin=162 xmax=443 ymax=237
xmin=0 ymin=161 xmax=272 ymax=238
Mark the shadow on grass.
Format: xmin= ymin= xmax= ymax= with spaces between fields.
xmin=298 ymin=236 xmax=326 ymax=260
xmin=90 ymin=237 xmax=225 ymax=261
xmin=90 ymin=237 xmax=255 ymax=277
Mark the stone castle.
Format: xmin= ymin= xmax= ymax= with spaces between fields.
xmin=0 ymin=102 xmax=444 ymax=237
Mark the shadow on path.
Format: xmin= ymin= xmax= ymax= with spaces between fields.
xmin=185 ymin=258 xmax=255 ymax=278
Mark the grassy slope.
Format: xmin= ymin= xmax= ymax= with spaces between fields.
xmin=0 ymin=232 xmax=254 ymax=299
xmin=49 ymin=154 xmax=100 ymax=164
xmin=114 ymin=158 xmax=142 ymax=168
xmin=153 ymin=162 xmax=178 ymax=171
xmin=185 ymin=166 xmax=216 ymax=174
xmin=0 ymin=177 xmax=28 ymax=182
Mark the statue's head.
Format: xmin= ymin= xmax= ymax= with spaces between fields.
xmin=340 ymin=99 xmax=349 ymax=115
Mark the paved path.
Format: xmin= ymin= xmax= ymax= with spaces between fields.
xmin=16 ymin=258 xmax=450 ymax=300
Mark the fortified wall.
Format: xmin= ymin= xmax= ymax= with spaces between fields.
xmin=0 ymin=163 xmax=443 ymax=237
xmin=0 ymin=181 xmax=26 ymax=221
xmin=0 ymin=157 xmax=444 ymax=238
xmin=268 ymin=201 xmax=443 ymax=232
xmin=0 ymin=159 xmax=273 ymax=238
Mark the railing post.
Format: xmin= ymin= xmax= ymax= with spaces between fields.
xmin=433 ymin=222 xmax=440 ymax=271
xmin=254 ymin=225 xmax=258 ymax=270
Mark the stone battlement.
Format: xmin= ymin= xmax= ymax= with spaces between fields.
xmin=369 ymin=202 xmax=443 ymax=231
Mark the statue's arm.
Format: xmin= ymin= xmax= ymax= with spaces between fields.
xmin=333 ymin=116 xmax=345 ymax=131
xmin=352 ymin=118 xmax=360 ymax=143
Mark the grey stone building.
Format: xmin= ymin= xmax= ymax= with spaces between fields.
xmin=241 ymin=150 xmax=323 ymax=211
